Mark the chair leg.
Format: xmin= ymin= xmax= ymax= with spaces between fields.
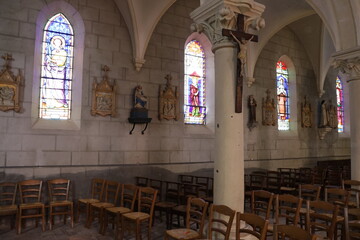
xmin=49 ymin=205 xmax=53 ymax=230
xmin=17 ymin=208 xmax=21 ymax=234
xmin=70 ymin=203 xmax=74 ymax=228
xmin=42 ymin=205 xmax=46 ymax=232
xmin=136 ymin=219 xmax=140 ymax=240
xmin=148 ymin=220 xmax=151 ymax=240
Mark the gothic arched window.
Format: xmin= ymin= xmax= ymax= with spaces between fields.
xmin=276 ymin=61 xmax=290 ymax=130
xmin=184 ymin=40 xmax=206 ymax=125
xmin=40 ymin=13 xmax=74 ymax=120
xmin=336 ymin=76 xmax=344 ymax=132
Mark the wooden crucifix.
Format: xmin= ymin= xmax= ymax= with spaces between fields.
xmin=222 ymin=14 xmax=258 ymax=113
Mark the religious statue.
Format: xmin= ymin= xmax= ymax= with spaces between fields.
xmin=230 ymin=31 xmax=253 ymax=77
xmin=301 ymin=96 xmax=312 ymax=128
xmin=134 ymin=85 xmax=148 ymax=109
xmin=130 ymin=85 xmax=149 ymax=119
xmin=159 ymin=74 xmax=178 ymax=121
xmin=328 ymin=102 xmax=338 ymax=129
xmin=319 ymin=100 xmax=329 ymax=128
xmin=91 ymin=65 xmax=116 ymax=117
xmin=247 ymin=95 xmax=258 ymax=130
xmin=0 ymin=53 xmax=21 ymax=112
xmin=262 ymin=89 xmax=276 ymax=126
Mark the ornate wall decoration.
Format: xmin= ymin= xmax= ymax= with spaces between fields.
xmin=159 ymin=74 xmax=178 ymax=121
xmin=301 ymin=96 xmax=312 ymax=128
xmin=0 ymin=53 xmax=21 ymax=112
xmin=91 ymin=65 xmax=116 ymax=117
xmin=262 ymin=89 xmax=276 ymax=126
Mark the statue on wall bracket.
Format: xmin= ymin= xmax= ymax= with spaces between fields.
xmin=0 ymin=53 xmax=21 ymax=112
xmin=318 ymin=99 xmax=337 ymax=140
xmin=159 ymin=74 xmax=178 ymax=121
xmin=262 ymin=89 xmax=276 ymax=126
xmin=301 ymin=96 xmax=312 ymax=128
xmin=91 ymin=65 xmax=116 ymax=117
xmin=247 ymin=95 xmax=257 ymax=130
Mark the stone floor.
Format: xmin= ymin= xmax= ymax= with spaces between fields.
xmin=0 ymin=216 xmax=168 ymax=240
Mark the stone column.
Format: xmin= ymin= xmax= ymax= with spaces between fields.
xmin=190 ymin=0 xmax=265 ymax=213
xmin=333 ymin=49 xmax=360 ymax=180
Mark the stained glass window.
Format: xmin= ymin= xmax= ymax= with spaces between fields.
xmin=336 ymin=76 xmax=344 ymax=132
xmin=276 ymin=61 xmax=290 ymax=130
xmin=39 ymin=13 xmax=74 ymax=120
xmin=184 ymin=40 xmax=206 ymax=124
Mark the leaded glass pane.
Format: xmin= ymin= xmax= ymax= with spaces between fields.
xmin=184 ymin=40 xmax=206 ymax=124
xmin=336 ymin=76 xmax=344 ymax=133
xmin=276 ymin=61 xmax=290 ymax=130
xmin=39 ymin=13 xmax=74 ymax=119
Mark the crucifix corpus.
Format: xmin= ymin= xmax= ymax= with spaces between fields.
xmin=222 ymin=14 xmax=258 ymax=113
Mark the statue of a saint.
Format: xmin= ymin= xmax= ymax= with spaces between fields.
xmin=248 ymin=95 xmax=258 ymax=130
xmin=134 ymin=85 xmax=148 ymax=109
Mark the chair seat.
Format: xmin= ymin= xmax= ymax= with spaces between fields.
xmin=300 ymin=207 xmax=314 ymax=214
xmin=123 ymin=212 xmax=150 ymax=221
xmin=166 ymin=228 xmax=200 ymax=239
xmin=172 ymin=205 xmax=187 ymax=212
xmin=280 ymin=186 xmax=296 ymax=192
xmin=106 ymin=206 xmax=131 ymax=214
xmin=50 ymin=200 xmax=73 ymax=206
xmin=0 ymin=205 xmax=17 ymax=214
xmin=91 ymin=202 xmax=114 ymax=209
xmin=78 ymin=198 xmax=100 ymax=204
xmin=156 ymin=201 xmax=177 ymax=208
xmin=323 ymin=213 xmax=344 ymax=222
xmin=19 ymin=202 xmax=44 ymax=209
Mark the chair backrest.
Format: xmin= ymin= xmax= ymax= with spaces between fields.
xmin=344 ymin=207 xmax=360 ymax=240
xmin=18 ymin=179 xmax=43 ymax=204
xmin=137 ymin=187 xmax=158 ymax=225
xmin=342 ymin=179 xmax=360 ymax=208
xmin=306 ymin=200 xmax=339 ymax=239
xmin=185 ymin=197 xmax=209 ymax=238
xmin=266 ymin=171 xmax=282 ymax=194
xmin=275 ymin=194 xmax=302 ymax=227
xmin=324 ymin=187 xmax=349 ymax=210
xmin=0 ymin=182 xmax=17 ymax=206
xmin=148 ymin=179 xmax=162 ymax=201
xmin=236 ymin=212 xmax=268 ymax=240
xmin=121 ymin=184 xmax=138 ymax=210
xmin=275 ymin=224 xmax=316 ymax=240
xmin=298 ymin=168 xmax=312 ymax=184
xmin=251 ymin=190 xmax=274 ymax=220
xmin=163 ymin=181 xmax=181 ymax=204
xmin=103 ymin=180 xmax=121 ymax=204
xmin=135 ymin=176 xmax=148 ymax=187
xmin=299 ymin=184 xmax=321 ymax=201
xmin=207 ymin=204 xmax=235 ymax=240
xmin=91 ymin=178 xmax=105 ymax=201
xmin=47 ymin=178 xmax=70 ymax=202
xmin=249 ymin=173 xmax=266 ymax=191
xmin=179 ymin=174 xmax=194 ymax=184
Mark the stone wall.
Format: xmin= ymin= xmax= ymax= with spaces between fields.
xmin=244 ymin=26 xmax=350 ymax=170
xmin=0 ymin=0 xmax=214 ymax=194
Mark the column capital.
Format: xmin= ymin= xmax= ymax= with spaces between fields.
xmin=190 ymin=0 xmax=265 ymax=51
xmin=332 ymin=47 xmax=360 ymax=81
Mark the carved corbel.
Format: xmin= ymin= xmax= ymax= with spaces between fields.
xmin=333 ymin=57 xmax=360 ymax=81
xmin=133 ymin=58 xmax=146 ymax=72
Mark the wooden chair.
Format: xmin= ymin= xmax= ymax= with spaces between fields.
xmin=102 ymin=184 xmax=137 ymax=236
xmin=87 ymin=180 xmax=120 ymax=228
xmin=298 ymin=184 xmax=321 ymax=227
xmin=249 ymin=172 xmax=266 ymax=191
xmin=236 ymin=212 xmax=268 ymax=240
xmin=164 ymin=197 xmax=209 ymax=240
xmin=120 ymin=187 xmax=158 ymax=240
xmin=17 ymin=179 xmax=45 ymax=234
xmin=265 ymin=171 xmax=282 ymax=194
xmin=47 ymin=178 xmax=74 ymax=230
xmin=179 ymin=174 xmax=194 ymax=184
xmin=344 ymin=206 xmax=360 ymax=240
xmin=0 ymin=182 xmax=17 ymax=229
xmin=306 ymin=200 xmax=339 ymax=239
xmin=342 ymin=179 xmax=360 ymax=208
xmin=155 ymin=181 xmax=181 ymax=229
xmin=275 ymin=224 xmax=316 ymax=240
xmin=135 ymin=176 xmax=148 ymax=187
xmin=251 ymin=190 xmax=274 ymax=221
xmin=206 ymin=204 xmax=235 ymax=240
xmin=77 ymin=178 xmax=105 ymax=223
xmin=272 ymin=194 xmax=302 ymax=236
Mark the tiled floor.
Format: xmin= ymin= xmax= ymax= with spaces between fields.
xmin=0 ymin=216 xmax=167 ymax=240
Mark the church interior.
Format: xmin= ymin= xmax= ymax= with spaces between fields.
xmin=0 ymin=0 xmax=359 ymax=239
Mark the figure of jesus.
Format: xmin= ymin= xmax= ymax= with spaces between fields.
xmin=230 ymin=31 xmax=253 ymax=77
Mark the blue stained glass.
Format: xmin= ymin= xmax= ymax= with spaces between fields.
xmin=39 ymin=13 xmax=74 ymax=119
xmin=184 ymin=40 xmax=206 ymax=124
xmin=336 ymin=76 xmax=344 ymax=133
xmin=276 ymin=61 xmax=290 ymax=130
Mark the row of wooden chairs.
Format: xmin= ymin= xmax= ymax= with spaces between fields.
xmin=0 ymin=179 xmax=74 ymax=234
xmin=164 ymin=196 xmax=315 ymax=240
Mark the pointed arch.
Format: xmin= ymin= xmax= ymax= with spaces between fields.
xmin=277 ymin=60 xmax=290 ymax=130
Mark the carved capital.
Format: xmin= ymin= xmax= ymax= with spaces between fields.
xmin=333 ymin=58 xmax=360 ymax=81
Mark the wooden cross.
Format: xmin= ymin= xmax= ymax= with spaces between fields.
xmin=222 ymin=14 xmax=258 ymax=113
xmin=2 ymin=53 xmax=14 ymax=69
